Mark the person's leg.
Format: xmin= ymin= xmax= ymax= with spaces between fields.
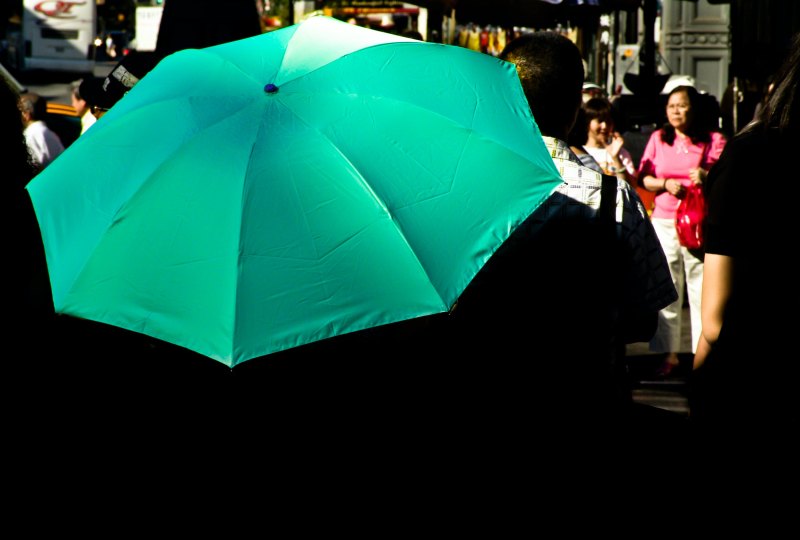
xmin=683 ymin=248 xmax=705 ymax=354
xmin=649 ymin=218 xmax=683 ymax=352
xmin=650 ymin=218 xmax=683 ymax=375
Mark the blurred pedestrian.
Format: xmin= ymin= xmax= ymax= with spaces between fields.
xmin=691 ymin=32 xmax=800 ymax=431
xmin=1 ymin=76 xmax=35 ymax=191
xmin=637 ymin=85 xmax=726 ymax=377
xmin=2 ymin=76 xmax=55 ymax=384
xmin=449 ymin=31 xmax=678 ymax=428
xmin=583 ymin=96 xmax=638 ymax=189
xmin=582 ymin=81 xmax=606 ymax=104
xmin=19 ymin=91 xmax=64 ymax=171
xmin=72 ymin=78 xmax=98 ymax=134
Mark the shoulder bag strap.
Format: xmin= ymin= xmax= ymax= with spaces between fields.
xmin=600 ymin=173 xmax=617 ymax=230
xmin=600 ymin=174 xmax=627 ymax=369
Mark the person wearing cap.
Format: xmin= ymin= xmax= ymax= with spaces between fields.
xmin=582 ymin=82 xmax=607 ymax=104
xmin=80 ymin=51 xmax=163 ymax=120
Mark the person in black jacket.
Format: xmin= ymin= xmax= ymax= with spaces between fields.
xmin=445 ymin=31 xmax=678 ymax=431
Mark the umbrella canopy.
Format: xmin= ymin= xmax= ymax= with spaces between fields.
xmin=26 ymin=15 xmax=562 ymax=368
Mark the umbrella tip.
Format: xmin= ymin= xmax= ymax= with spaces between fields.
xmin=264 ymin=83 xmax=279 ymax=94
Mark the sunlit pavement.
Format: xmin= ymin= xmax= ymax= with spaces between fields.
xmin=625 ymin=305 xmax=692 ymax=417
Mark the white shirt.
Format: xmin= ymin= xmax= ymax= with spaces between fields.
xmin=584 ymin=145 xmax=636 ymax=179
xmin=81 ymin=111 xmax=97 ymax=134
xmin=24 ymin=120 xmax=65 ymax=169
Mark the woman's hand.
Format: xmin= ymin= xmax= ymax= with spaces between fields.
xmin=606 ymin=131 xmax=625 ymax=159
xmin=664 ymin=178 xmax=685 ymax=198
xmin=689 ymin=167 xmax=707 ymax=185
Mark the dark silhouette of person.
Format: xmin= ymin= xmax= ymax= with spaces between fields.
xmin=446 ymin=31 xmax=679 ymax=432
xmin=691 ymin=32 xmax=800 ymax=437
xmin=10 ymin=55 xmax=228 ymax=425
xmin=155 ymin=0 xmax=262 ymax=57
xmin=2 ymin=74 xmax=65 ymax=406
xmin=3 ymin=76 xmax=43 ymax=329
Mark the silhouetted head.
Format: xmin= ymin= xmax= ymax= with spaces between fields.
xmin=499 ymin=31 xmax=584 ymax=141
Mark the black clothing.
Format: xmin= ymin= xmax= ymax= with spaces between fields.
xmin=155 ymin=0 xmax=262 ymax=57
xmin=690 ymin=126 xmax=799 ymax=429
xmin=448 ymin=176 xmax=641 ymax=426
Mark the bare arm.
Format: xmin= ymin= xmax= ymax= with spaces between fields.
xmin=694 ymin=334 xmax=712 ymax=370
xmin=693 ymin=253 xmax=733 ymax=369
xmin=641 ymin=174 xmax=685 ymax=197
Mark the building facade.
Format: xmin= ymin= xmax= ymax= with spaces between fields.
xmin=661 ymin=0 xmax=730 ymax=101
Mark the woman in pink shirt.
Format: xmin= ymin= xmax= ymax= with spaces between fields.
xmin=638 ymin=85 xmax=726 ymax=377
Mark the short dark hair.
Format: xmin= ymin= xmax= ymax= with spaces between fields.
xmin=499 ymin=31 xmax=584 ymax=138
xmin=583 ymin=96 xmax=614 ymax=125
xmin=78 ymin=76 xmax=105 ymax=108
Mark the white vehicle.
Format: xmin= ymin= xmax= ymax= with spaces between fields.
xmin=133 ymin=4 xmax=164 ymax=52
xmin=6 ymin=0 xmax=96 ymax=74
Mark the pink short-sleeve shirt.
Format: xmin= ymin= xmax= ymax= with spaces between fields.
xmin=637 ymin=129 xmax=726 ymax=219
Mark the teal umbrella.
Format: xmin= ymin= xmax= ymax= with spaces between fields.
xmin=26 ymin=16 xmax=562 ymax=368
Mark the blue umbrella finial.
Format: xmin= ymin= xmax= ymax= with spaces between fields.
xmin=264 ymin=83 xmax=279 ymax=94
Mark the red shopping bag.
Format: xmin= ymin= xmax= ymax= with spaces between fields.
xmin=675 ymin=183 xmax=706 ymax=250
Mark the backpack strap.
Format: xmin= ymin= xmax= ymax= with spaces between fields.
xmin=599 ymin=173 xmax=617 ymax=230
xmin=599 ymin=174 xmax=628 ymax=377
